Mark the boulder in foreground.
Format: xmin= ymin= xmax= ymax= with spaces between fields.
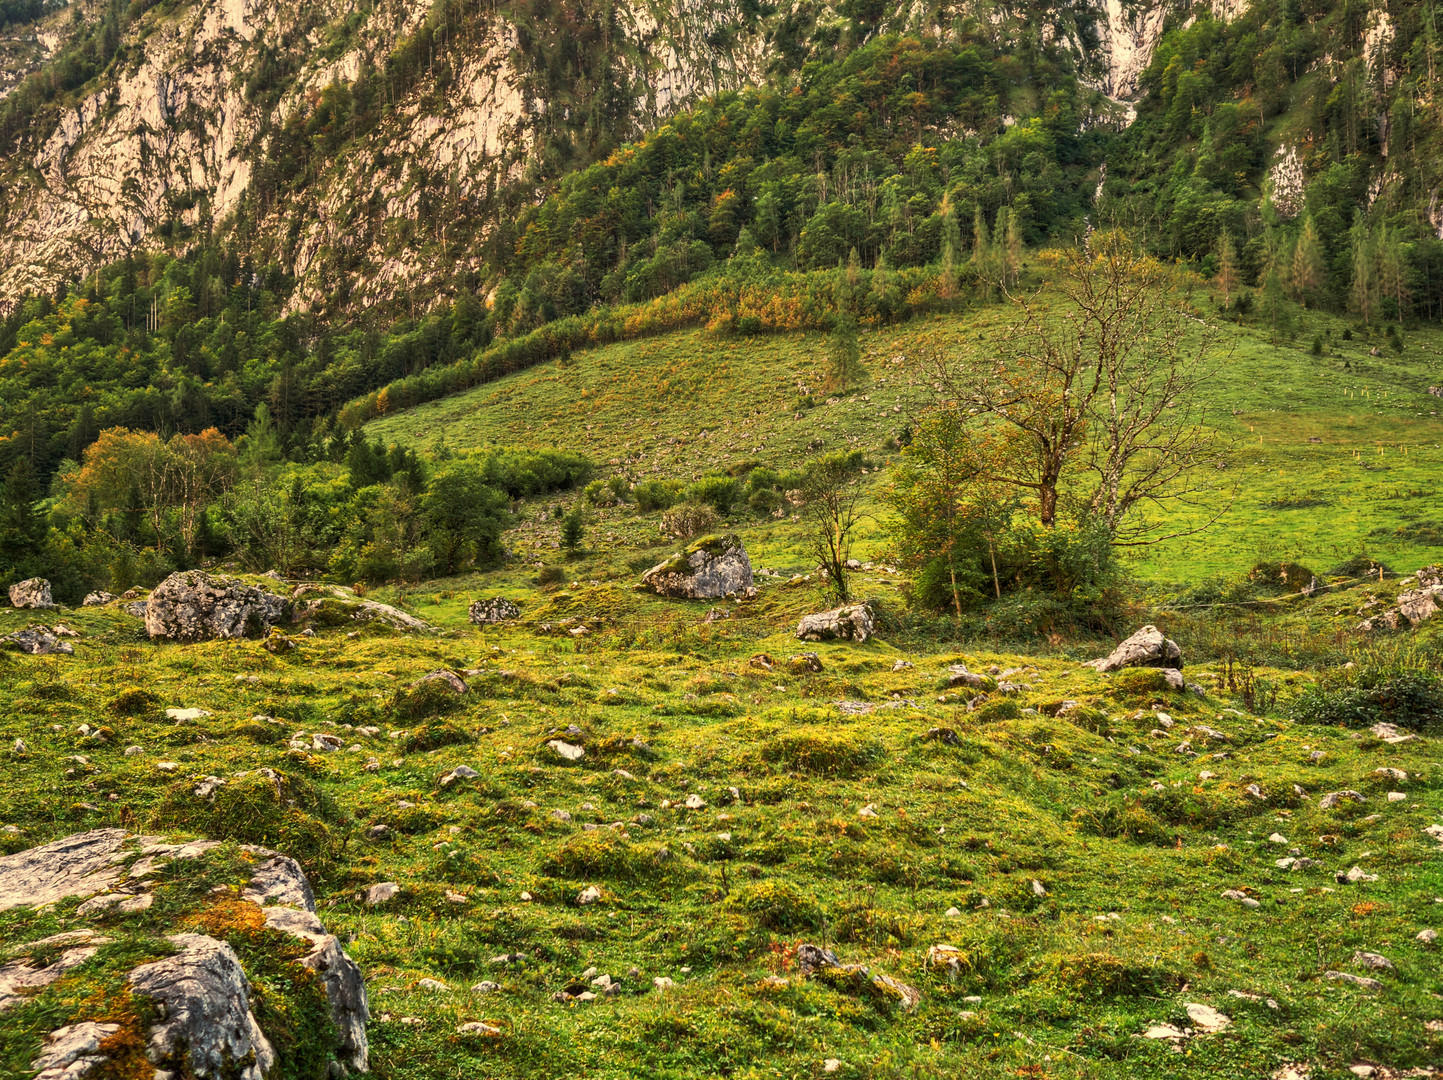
xmin=1084 ymin=624 xmax=1182 ymax=673
xmin=0 ymin=828 xmax=368 ymax=1074
xmin=145 ymin=571 xmax=289 ymax=641
xmin=797 ymin=604 xmax=875 ymax=643
xmin=641 ymin=534 xmax=754 ymax=599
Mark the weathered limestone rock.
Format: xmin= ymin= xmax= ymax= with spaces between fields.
xmin=0 ymin=828 xmax=133 ymax=912
xmin=291 ymin=587 xmax=434 ymax=632
xmin=128 ymin=934 xmax=277 ymax=1080
xmin=641 ymin=534 xmax=753 ymax=599
xmin=82 ymin=592 xmax=116 ymax=606
xmin=412 ymin=670 xmax=468 ymax=694
xmin=9 ymin=578 xmax=55 ymax=610
xmin=29 ymin=1021 xmax=120 ymax=1080
xmin=5 ymin=628 xmax=74 ymax=655
xmin=796 ymin=604 xmax=874 ymax=643
xmin=1084 ymin=625 xmax=1183 ymax=673
xmin=468 ymin=597 xmax=520 ymax=624
xmin=793 ymin=942 xmax=920 ymax=1011
xmin=0 ymin=830 xmax=369 ymax=1073
xmin=144 ymin=571 xmax=288 ymax=641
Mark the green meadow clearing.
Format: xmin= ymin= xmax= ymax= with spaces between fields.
xmin=2 ymin=300 xmax=1442 ymax=1080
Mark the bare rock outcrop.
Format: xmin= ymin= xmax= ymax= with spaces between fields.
xmin=468 ymin=597 xmax=520 ymax=624
xmin=0 ymin=830 xmax=368 ymax=1074
xmin=9 ymin=578 xmax=56 ymax=610
xmin=1084 ymin=624 xmax=1183 ymax=673
xmin=145 ymin=571 xmax=289 ymax=641
xmin=641 ymin=534 xmax=754 ymax=599
xmin=797 ymin=604 xmax=875 ymax=643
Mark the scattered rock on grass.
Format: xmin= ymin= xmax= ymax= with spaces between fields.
xmin=641 ymin=534 xmax=754 ymax=599
xmin=1084 ymin=625 xmax=1183 ymax=673
xmin=1324 ymin=970 xmax=1384 ymax=992
xmin=469 ymin=598 xmax=520 ymax=624
xmin=796 ymin=603 xmax=874 ymax=643
xmin=145 ymin=571 xmax=289 ymax=641
xmin=1320 ymin=790 xmax=1366 ymax=809
xmin=5 ymin=628 xmax=73 ymax=655
xmin=548 ymin=740 xmax=584 ymax=761
xmin=366 ymin=882 xmax=400 ymax=905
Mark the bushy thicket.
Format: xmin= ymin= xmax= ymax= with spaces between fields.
xmin=1287 ymin=666 xmax=1443 ymax=732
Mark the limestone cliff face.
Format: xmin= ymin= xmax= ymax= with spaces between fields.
xmin=0 ymin=0 xmax=1217 ymax=310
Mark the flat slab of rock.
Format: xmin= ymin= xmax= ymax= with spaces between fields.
xmin=145 ymin=571 xmax=288 ymax=641
xmin=6 ymin=628 xmax=74 ymax=655
xmin=1084 ymin=624 xmax=1182 ymax=673
xmin=641 ymin=534 xmax=753 ymax=599
xmin=797 ymin=604 xmax=874 ymax=643
xmin=0 ymin=828 xmax=133 ymax=912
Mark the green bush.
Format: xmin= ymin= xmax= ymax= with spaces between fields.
xmin=634 ymin=479 xmax=683 ymax=513
xmin=685 ymin=475 xmax=740 ymax=514
xmin=1287 ymin=669 xmax=1443 ymax=731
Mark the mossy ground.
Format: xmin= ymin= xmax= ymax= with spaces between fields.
xmin=0 ymin=575 xmax=1440 ymax=1079
xmin=4 ymin=302 xmax=1443 ymax=1079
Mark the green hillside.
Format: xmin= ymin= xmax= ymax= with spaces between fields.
xmin=368 ymin=303 xmax=1443 ymax=583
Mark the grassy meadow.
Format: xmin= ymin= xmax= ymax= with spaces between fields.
xmin=368 ymin=302 xmax=1443 ymax=584
xmin=2 ymin=297 xmax=1442 ymax=1080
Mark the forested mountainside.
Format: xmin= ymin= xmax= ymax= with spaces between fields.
xmin=3 ymin=0 xmax=1443 ymax=486
xmin=0 ymin=0 xmax=1168 ymax=312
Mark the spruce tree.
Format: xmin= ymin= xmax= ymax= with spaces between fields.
xmin=1290 ymin=214 xmax=1327 ymax=306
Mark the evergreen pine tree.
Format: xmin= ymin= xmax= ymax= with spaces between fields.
xmin=939 ymin=193 xmax=963 ymax=299
xmin=1216 ymin=229 xmax=1239 ymax=306
xmin=1290 ymin=214 xmax=1327 ymax=306
xmin=1349 ymin=213 xmax=1378 ymax=323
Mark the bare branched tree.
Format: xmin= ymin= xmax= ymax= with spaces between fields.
xmin=924 ymin=230 xmax=1234 ymax=545
xmin=806 ymin=462 xmax=865 ymax=603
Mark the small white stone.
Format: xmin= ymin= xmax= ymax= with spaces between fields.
xmin=1387 ymin=792 xmax=1406 ymax=802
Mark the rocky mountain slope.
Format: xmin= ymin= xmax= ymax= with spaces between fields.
xmin=0 ymin=0 xmax=1198 ymax=311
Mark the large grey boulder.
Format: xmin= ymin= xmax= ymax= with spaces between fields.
xmin=0 ymin=830 xmax=368 ymax=1073
xmin=1397 ymin=584 xmax=1443 ymax=627
xmin=9 ymin=578 xmax=55 ymax=610
xmin=469 ymin=597 xmax=520 ymax=625
xmin=641 ymin=534 xmax=754 ymax=599
xmin=128 ymin=934 xmax=277 ymax=1080
xmin=1084 ymin=624 xmax=1183 ymax=673
xmin=145 ymin=571 xmax=289 ymax=641
xmin=797 ymin=604 xmax=875 ymax=643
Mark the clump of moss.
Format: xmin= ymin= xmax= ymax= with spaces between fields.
xmin=391 ymin=679 xmax=464 ymax=721
xmin=543 ymin=831 xmax=642 ymax=880
xmin=403 ymin=720 xmax=473 ymax=752
xmin=149 ymin=771 xmax=333 ymax=873
xmin=1034 ymin=951 xmax=1183 ymax=1000
xmin=973 ymin=698 xmax=1022 ymax=723
xmin=760 ymin=729 xmax=885 ymax=778
xmin=110 ymin=686 xmax=160 ymax=717
xmin=723 ymin=880 xmax=822 ymax=931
